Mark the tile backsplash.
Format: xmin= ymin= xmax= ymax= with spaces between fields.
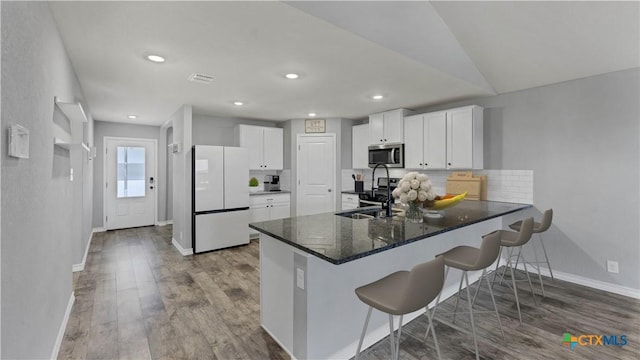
xmin=341 ymin=168 xmax=533 ymax=204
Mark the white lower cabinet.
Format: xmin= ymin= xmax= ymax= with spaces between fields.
xmin=341 ymin=193 xmax=359 ymax=210
xmin=249 ymin=193 xmax=291 ymax=236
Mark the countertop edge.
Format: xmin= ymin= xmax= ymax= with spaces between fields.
xmin=250 ymin=202 xmax=533 ymax=265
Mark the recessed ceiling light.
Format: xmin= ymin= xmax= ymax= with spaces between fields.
xmin=146 ymin=54 xmax=165 ymax=63
xmin=308 ymin=113 xmax=317 ymax=117
xmin=372 ymin=94 xmax=384 ymax=100
xmin=127 ymin=115 xmax=137 ymax=119
xmin=233 ymin=101 xmax=244 ymax=106
xmin=285 ymin=73 xmax=299 ymax=79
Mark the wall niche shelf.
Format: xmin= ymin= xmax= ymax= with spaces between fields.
xmin=54 ymin=136 xmax=71 ymax=150
xmin=54 ymin=97 xmax=88 ymax=123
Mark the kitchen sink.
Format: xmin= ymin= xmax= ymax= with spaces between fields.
xmin=335 ymin=207 xmax=405 ymax=220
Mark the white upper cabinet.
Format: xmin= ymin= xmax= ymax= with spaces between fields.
xmin=368 ymin=109 xmax=412 ymax=145
xmin=403 ymin=114 xmax=424 ymax=169
xmin=236 ymin=125 xmax=283 ymax=170
xmin=263 ymin=127 xmax=284 ymax=170
xmin=446 ymin=106 xmax=483 ymax=169
xmin=425 ymin=112 xmax=447 ymax=169
xmin=403 ymin=106 xmax=483 ymax=170
xmin=352 ymin=124 xmax=369 ymax=169
xmin=404 ymin=112 xmax=447 ymax=170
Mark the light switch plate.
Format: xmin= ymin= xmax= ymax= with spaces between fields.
xmin=8 ymin=124 xmax=30 ymax=159
xmin=606 ymin=260 xmax=619 ymax=274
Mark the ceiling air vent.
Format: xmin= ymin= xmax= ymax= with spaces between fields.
xmin=188 ymin=73 xmax=215 ymax=84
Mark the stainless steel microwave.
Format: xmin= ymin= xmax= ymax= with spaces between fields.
xmin=368 ymin=143 xmax=404 ymax=168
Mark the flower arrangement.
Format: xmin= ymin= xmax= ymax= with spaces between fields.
xmin=392 ymin=172 xmax=437 ymax=223
xmin=392 ymin=172 xmax=436 ymax=205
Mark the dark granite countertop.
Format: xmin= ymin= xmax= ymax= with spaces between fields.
xmin=249 ymin=200 xmax=531 ymax=265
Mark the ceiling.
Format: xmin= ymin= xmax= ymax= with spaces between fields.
xmin=49 ymin=1 xmax=639 ymax=126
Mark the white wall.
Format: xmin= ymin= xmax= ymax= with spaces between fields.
xmin=92 ymin=121 xmax=161 ymax=228
xmin=167 ymin=105 xmax=193 ymax=250
xmin=412 ymin=68 xmax=640 ymax=291
xmin=1 ymin=2 xmax=93 ymax=357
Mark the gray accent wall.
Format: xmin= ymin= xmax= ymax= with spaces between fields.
xmin=92 ymin=121 xmax=161 ymax=228
xmin=414 ymin=68 xmax=640 ymax=291
xmin=1 ymin=2 xmax=93 ymax=358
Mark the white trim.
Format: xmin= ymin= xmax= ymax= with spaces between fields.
xmin=72 ymin=232 xmax=94 ymax=272
xmin=295 ymin=133 xmax=337 ymax=216
xmin=172 ymin=237 xmax=193 ymax=256
xmin=51 ymin=292 xmax=75 ymax=360
xmin=103 ymin=136 xmax=158 ymax=230
xmin=92 ymin=227 xmax=106 ymax=233
xmin=510 ymin=261 xmax=640 ymax=299
xmin=156 ymin=220 xmax=173 ymax=226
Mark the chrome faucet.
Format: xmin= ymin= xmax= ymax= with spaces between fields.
xmin=371 ymin=163 xmax=393 ymax=218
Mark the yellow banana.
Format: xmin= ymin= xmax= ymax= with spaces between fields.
xmin=428 ymin=192 xmax=467 ymax=210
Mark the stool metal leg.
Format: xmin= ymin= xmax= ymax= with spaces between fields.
xmin=492 ymin=247 xmax=503 ymax=289
xmin=518 ymin=249 xmax=538 ymax=306
xmin=388 ymin=315 xmax=396 ymax=360
xmin=355 ymin=306 xmax=372 ymax=360
xmin=507 ymin=249 xmax=523 ymax=324
xmin=425 ymin=266 xmax=449 ymax=341
xmin=452 ymin=271 xmax=465 ymax=323
xmin=483 ymin=268 xmax=505 ymax=339
xmin=539 ymin=234 xmax=555 ymax=280
xmin=463 ymin=271 xmax=480 ymax=360
xmin=424 ymin=304 xmax=442 ymax=360
xmin=395 ymin=315 xmax=404 ymax=360
xmin=530 ymin=242 xmax=546 ymax=297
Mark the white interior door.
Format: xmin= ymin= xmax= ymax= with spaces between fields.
xmin=297 ymin=134 xmax=336 ymax=216
xmin=105 ymin=137 xmax=157 ymax=230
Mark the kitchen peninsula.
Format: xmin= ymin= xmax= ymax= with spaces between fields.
xmin=250 ymin=201 xmax=531 ymax=359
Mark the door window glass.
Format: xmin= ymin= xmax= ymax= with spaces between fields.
xmin=117 ymin=146 xmax=145 ymax=198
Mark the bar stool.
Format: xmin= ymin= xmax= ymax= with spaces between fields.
xmin=425 ymin=231 xmax=504 ymax=360
xmin=509 ymin=209 xmax=553 ymax=296
xmin=491 ymin=217 xmax=537 ymax=324
xmin=355 ymin=256 xmax=445 ymax=360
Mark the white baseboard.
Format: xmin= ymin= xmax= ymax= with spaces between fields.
xmin=72 ymin=232 xmax=94 ymax=272
xmin=156 ymin=220 xmax=173 ymax=226
xmin=92 ymin=227 xmax=106 ymax=233
xmin=172 ymin=238 xmax=193 ymax=256
xmin=509 ymin=261 xmax=640 ymax=299
xmin=51 ymin=292 xmax=75 ymax=360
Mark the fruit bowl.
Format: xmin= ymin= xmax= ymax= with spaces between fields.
xmin=425 ymin=192 xmax=467 ymax=211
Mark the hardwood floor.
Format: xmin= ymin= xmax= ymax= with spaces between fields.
xmin=59 ymin=226 xmax=639 ymax=359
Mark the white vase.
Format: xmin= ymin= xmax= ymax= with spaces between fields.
xmin=249 ymin=186 xmax=259 ymax=193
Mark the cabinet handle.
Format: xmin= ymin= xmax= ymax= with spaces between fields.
xmin=384 ymin=139 xmax=387 ymax=142
xmin=448 ymin=162 xmax=452 ymax=166
xmin=380 ymin=139 xmax=383 ymax=142
xmin=419 ymin=163 xmax=423 ymax=166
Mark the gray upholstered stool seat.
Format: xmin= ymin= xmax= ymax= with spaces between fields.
xmin=355 ymin=271 xmax=410 ymax=315
xmin=491 ymin=217 xmax=537 ymax=324
xmin=509 ymin=209 xmax=554 ymax=296
xmin=426 ymin=231 xmax=504 ymax=360
xmin=355 ymin=257 xmax=445 ymax=360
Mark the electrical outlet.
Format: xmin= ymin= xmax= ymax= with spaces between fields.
xmin=296 ymin=268 xmax=305 ymax=290
xmin=70 ymin=168 xmax=74 ymax=181
xmin=607 ymin=260 xmax=619 ymax=274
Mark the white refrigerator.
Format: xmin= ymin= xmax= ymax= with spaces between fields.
xmin=192 ymin=145 xmax=250 ymax=253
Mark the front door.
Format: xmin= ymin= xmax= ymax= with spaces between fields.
xmin=296 ymin=134 xmax=336 ymax=216
xmin=105 ymin=137 xmax=157 ymax=230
